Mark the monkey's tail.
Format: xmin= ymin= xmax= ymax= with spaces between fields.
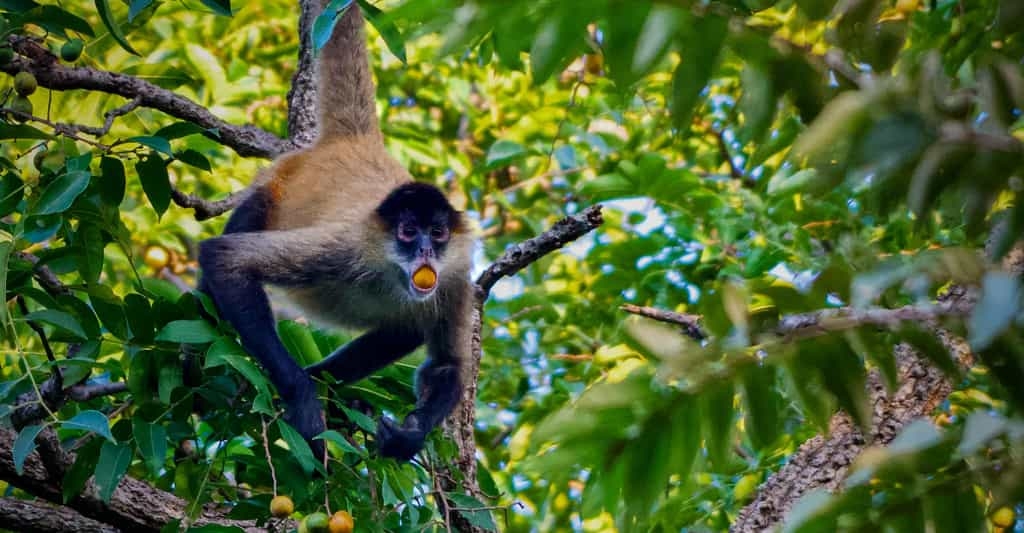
xmin=316 ymin=3 xmax=380 ymax=141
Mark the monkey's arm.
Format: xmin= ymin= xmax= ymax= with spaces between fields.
xmin=307 ymin=328 xmax=424 ymax=384
xmin=199 ymin=224 xmax=353 ymax=451
xmin=375 ymin=286 xmax=472 ymax=460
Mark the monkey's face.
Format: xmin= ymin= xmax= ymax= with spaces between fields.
xmin=376 ymin=183 xmax=462 ymax=301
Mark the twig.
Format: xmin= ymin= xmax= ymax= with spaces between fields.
xmin=620 ymin=304 xmax=706 ymax=341
xmin=72 ymin=96 xmax=144 ymax=138
xmin=17 ymin=296 xmax=56 ymax=363
xmin=2 ymin=109 xmax=111 ymax=150
xmin=170 ymin=188 xmax=245 ymax=221
xmin=775 ymin=301 xmax=966 ymax=341
xmin=261 ymin=417 xmax=278 ymax=496
xmin=13 ymin=252 xmax=70 ymax=297
xmin=475 ymin=205 xmax=604 ymax=296
xmin=704 ymin=123 xmax=748 ymax=184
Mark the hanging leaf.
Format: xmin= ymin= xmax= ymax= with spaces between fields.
xmin=24 ymin=309 xmax=87 ymax=340
xmin=155 ymin=319 xmax=219 ymax=344
xmin=95 ymin=0 xmax=140 ymax=55
xmin=99 ymin=157 xmax=126 ymax=206
xmin=313 ymin=0 xmax=354 ymax=51
xmin=968 ymin=271 xmax=1021 ymax=351
xmin=13 ymin=424 xmax=44 ymax=475
xmin=200 ymin=0 xmax=231 ymax=16
xmin=33 ymin=170 xmax=90 ymax=215
xmin=740 ymin=365 xmax=782 ymax=451
xmin=132 ymin=418 xmax=167 ymax=475
xmin=128 ymin=0 xmax=155 ymax=22
xmin=124 ymin=136 xmax=174 ymax=157
xmin=357 ymin=0 xmax=405 ymax=63
xmin=670 ymin=14 xmax=727 ymax=133
xmin=94 ymin=442 xmax=133 ymax=502
xmin=61 ymin=410 xmax=114 ymax=442
xmin=136 ymin=154 xmax=171 ymax=217
xmin=276 ymin=419 xmax=321 ymax=476
xmin=701 ymin=381 xmax=735 ymax=471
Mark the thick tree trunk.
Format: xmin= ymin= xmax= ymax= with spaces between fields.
xmin=0 ymin=497 xmax=120 ymax=533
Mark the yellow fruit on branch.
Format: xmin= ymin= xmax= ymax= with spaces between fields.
xmin=269 ymin=495 xmax=294 ymax=518
xmin=144 ymin=245 xmax=170 ymax=270
xmin=305 ymin=512 xmax=330 ymax=533
xmin=329 ymin=510 xmax=354 ymax=533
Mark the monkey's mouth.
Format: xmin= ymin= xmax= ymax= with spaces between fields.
xmin=410 ymin=265 xmax=438 ymax=296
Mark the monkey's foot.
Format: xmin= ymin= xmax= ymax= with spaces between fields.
xmin=376 ymin=416 xmax=425 ymax=461
xmin=282 ymin=388 xmax=326 ymax=459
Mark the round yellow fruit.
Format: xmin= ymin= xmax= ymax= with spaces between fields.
xmin=329 ymin=510 xmax=354 ymax=533
xmin=412 ymin=266 xmax=437 ymax=290
xmin=269 ymin=495 xmax=294 ymax=518
xmin=991 ymin=506 xmax=1015 ymax=528
xmin=144 ymin=245 xmax=170 ymax=270
xmin=305 ymin=512 xmax=330 ymax=533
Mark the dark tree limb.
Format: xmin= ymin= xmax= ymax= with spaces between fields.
xmin=170 ymin=189 xmax=245 ymax=221
xmin=0 ymin=497 xmax=120 ymax=533
xmin=3 ymin=36 xmax=291 ymax=159
xmin=287 ymin=0 xmax=325 ymax=147
xmin=443 ymin=205 xmax=604 ymax=532
xmin=620 ymin=304 xmax=705 ymax=341
xmin=0 ymin=427 xmax=292 ymax=532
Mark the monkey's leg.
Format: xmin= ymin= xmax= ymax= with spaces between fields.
xmin=306 ymin=327 xmax=424 ymax=383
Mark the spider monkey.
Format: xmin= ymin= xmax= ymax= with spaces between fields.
xmin=197 ymin=4 xmax=473 ymax=461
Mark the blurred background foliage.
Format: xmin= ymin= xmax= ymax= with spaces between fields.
xmin=1 ymin=0 xmax=1023 ymax=531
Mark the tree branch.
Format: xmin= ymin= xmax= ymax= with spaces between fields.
xmin=620 ymin=304 xmax=706 ymax=341
xmin=0 ymin=427 xmax=292 ymax=532
xmin=475 ymin=205 xmax=605 ymax=296
xmin=3 ymin=36 xmax=291 ymax=158
xmin=0 ymin=497 xmax=119 ymax=533
xmin=287 ymin=0 xmax=325 ymax=147
xmin=170 ymin=188 xmax=245 ymax=221
xmin=444 ymin=204 xmax=605 ymax=532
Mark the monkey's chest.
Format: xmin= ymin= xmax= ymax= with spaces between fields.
xmin=282 ymin=282 xmax=411 ymax=330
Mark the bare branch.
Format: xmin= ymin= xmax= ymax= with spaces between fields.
xmin=620 ymin=304 xmax=706 ymax=341
xmin=66 ymin=382 xmax=128 ymax=402
xmin=0 ymin=497 xmax=119 ymax=533
xmin=170 ymin=188 xmax=245 ymax=221
xmin=13 ymin=251 xmax=71 ymax=297
xmin=73 ymin=96 xmax=144 ymax=138
xmin=0 ymin=427 xmax=294 ymax=532
xmin=475 ymin=205 xmax=604 ymax=296
xmin=3 ymin=37 xmax=291 ymax=158
xmin=775 ymin=301 xmax=966 ymax=340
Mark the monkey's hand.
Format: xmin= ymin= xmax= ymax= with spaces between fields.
xmin=376 ymin=415 xmax=426 ymax=461
xmin=282 ymin=381 xmax=326 ymax=459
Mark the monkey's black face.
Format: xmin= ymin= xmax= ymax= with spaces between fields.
xmin=376 ymin=183 xmax=461 ymax=300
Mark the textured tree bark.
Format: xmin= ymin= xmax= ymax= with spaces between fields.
xmin=0 ymin=497 xmax=120 ymax=533
xmin=732 ymin=246 xmax=1024 ymax=532
xmin=0 ymin=427 xmax=292 ymax=532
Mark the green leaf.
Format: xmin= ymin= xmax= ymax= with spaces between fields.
xmin=0 ymin=173 xmax=25 ymax=218
xmin=784 ymin=359 xmax=834 ymax=433
xmin=136 ymin=154 xmax=171 ymax=218
xmin=128 ymin=0 xmax=155 ymax=22
xmin=13 ymin=5 xmax=95 ymax=38
xmin=782 ymin=488 xmax=839 ymax=533
xmin=94 ymin=441 xmax=132 ymax=503
xmin=200 ymin=0 xmax=231 ymax=16
xmin=958 ymin=411 xmax=1006 ymax=456
xmin=528 ymin=7 xmax=586 ymax=85
xmin=313 ymin=0 xmax=354 ymax=50
xmin=33 ymin=170 xmax=90 ymax=215
xmin=924 ymin=482 xmax=984 ymax=533
xmin=446 ymin=493 xmax=497 ymax=531
xmin=62 ymin=410 xmax=114 ymax=442
xmin=13 ymin=424 xmax=44 ymax=475
xmin=0 ymin=123 xmax=52 ymax=140
xmin=63 ymin=438 xmax=102 ymax=502
xmin=154 ymin=122 xmax=209 ymax=139
xmin=315 ymin=429 xmax=364 ymax=456
xmin=132 ymin=418 xmax=167 ymax=475
xmin=125 ymin=136 xmax=173 ymax=157
xmin=816 ymin=338 xmax=871 ymax=434
xmin=99 ymin=157 xmax=126 ymax=206
xmin=357 ymin=0 xmax=405 ymax=63
xmin=740 ymin=365 xmax=781 ymax=451
xmin=670 ymin=14 xmax=727 ymax=133
xmin=968 ymin=271 xmax=1021 ymax=351
xmin=632 ymin=5 xmax=683 ymax=74
xmin=158 ymin=360 xmax=182 ymax=404
xmin=206 ymin=338 xmax=274 ymax=414
xmin=175 ymin=149 xmax=211 ymax=172
xmin=278 ymin=320 xmax=323 ymax=367
xmin=89 ymin=288 xmax=129 ymax=340
xmin=340 ymin=405 xmax=376 ymax=433
xmin=95 ymin=0 xmax=140 ymax=55
xmin=25 ymin=309 xmax=87 ymax=340
xmin=485 ymin=140 xmax=527 ymax=168
xmin=275 ymin=419 xmax=320 ymax=476
xmin=125 ymin=294 xmax=154 ymax=343
xmin=155 ymin=319 xmax=219 ymax=344
xmin=701 ymin=382 xmax=735 ymax=471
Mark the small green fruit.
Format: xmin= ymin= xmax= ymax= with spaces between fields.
xmin=60 ymin=39 xmax=83 ymax=62
xmin=0 ymin=47 xmax=13 ymax=66
xmin=9 ymin=95 xmax=32 ymax=121
xmin=14 ymin=71 xmax=37 ymax=96
xmin=305 ymin=512 xmax=330 ymax=533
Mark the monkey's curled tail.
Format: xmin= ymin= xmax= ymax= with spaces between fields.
xmin=317 ymin=3 xmax=380 ymax=141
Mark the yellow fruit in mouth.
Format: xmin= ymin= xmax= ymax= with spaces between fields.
xmin=413 ymin=266 xmax=437 ymax=290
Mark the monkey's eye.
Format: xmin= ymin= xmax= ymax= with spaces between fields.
xmin=397 ymin=223 xmax=418 ymax=242
xmin=430 ymin=226 xmax=449 ymax=242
